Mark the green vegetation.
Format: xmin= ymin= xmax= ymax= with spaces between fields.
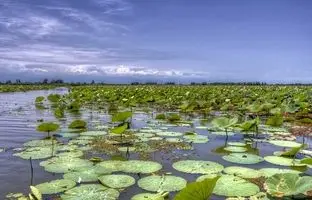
xmin=36 ymin=122 xmax=60 ymax=137
xmin=68 ymin=119 xmax=87 ymax=129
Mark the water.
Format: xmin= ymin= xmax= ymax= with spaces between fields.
xmin=0 ymin=89 xmax=311 ymax=199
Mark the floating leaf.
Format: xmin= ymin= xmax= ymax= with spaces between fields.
xmin=268 ymin=140 xmax=302 ymax=148
xmin=224 ymin=146 xmax=247 ymax=153
xmin=223 ymin=153 xmax=264 ymax=164
xmin=98 ymin=174 xmax=135 ymax=188
xmin=112 ymin=111 xmax=132 ymax=122
xmin=131 ymin=193 xmax=165 ymax=200
xmin=223 ymin=166 xmax=263 ymax=178
xmin=35 ymin=179 xmax=76 ymax=194
xmin=264 ymin=156 xmax=305 ymax=167
xmin=138 ymin=175 xmax=187 ymax=192
xmin=61 ymin=184 xmax=119 ymax=200
xmin=214 ymin=175 xmax=260 ymax=197
xmin=172 ymin=160 xmax=224 ymax=174
xmin=264 ymin=173 xmax=312 ymax=197
xmin=174 ymin=177 xmax=219 ymax=200
xmin=259 ymin=168 xmax=301 ymax=177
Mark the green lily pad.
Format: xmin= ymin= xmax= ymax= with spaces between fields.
xmin=214 ymin=175 xmax=260 ymax=197
xmin=44 ymin=158 xmax=93 ymax=173
xmin=166 ymin=138 xmax=184 ymax=143
xmin=23 ymin=139 xmax=58 ymax=147
xmin=259 ymin=168 xmax=302 ymax=177
xmin=59 ymin=133 xmax=79 ymax=138
xmin=264 ymin=173 xmax=312 ymax=197
xmin=227 ymin=142 xmax=246 ymax=147
xmin=196 ymin=174 xmax=219 ymax=182
xmin=156 ymin=131 xmax=183 ymax=137
xmin=35 ymin=179 xmax=76 ymax=194
xmin=134 ymin=133 xmax=155 ymax=138
xmin=268 ymin=140 xmax=302 ymax=148
xmin=80 ymin=131 xmax=107 ymax=136
xmin=223 ymin=166 xmax=263 ymax=178
xmin=63 ymin=166 xmax=110 ymax=182
xmin=122 ymin=160 xmax=162 ymax=174
xmin=264 ymin=156 xmax=305 ymax=166
xmin=95 ymin=161 xmax=124 ymax=173
xmin=56 ymin=150 xmax=83 ymax=158
xmin=98 ymin=174 xmax=135 ymax=188
xmin=61 ymin=184 xmax=119 ymax=200
xmin=138 ymin=175 xmax=187 ymax=192
xmin=172 ymin=160 xmax=224 ymax=174
xmin=224 ymin=146 xmax=247 ymax=153
xmin=13 ymin=147 xmax=55 ymax=160
xmin=183 ymin=135 xmax=209 ymax=143
xmin=223 ymin=153 xmax=264 ymax=164
xmin=131 ymin=193 xmax=165 ymax=200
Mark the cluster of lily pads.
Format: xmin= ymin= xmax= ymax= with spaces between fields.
xmin=3 ymin=85 xmax=312 ymax=200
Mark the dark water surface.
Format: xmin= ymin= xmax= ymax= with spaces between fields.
xmin=0 ymin=89 xmax=311 ymax=200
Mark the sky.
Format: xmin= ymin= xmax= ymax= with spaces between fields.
xmin=0 ymin=0 xmax=311 ymax=83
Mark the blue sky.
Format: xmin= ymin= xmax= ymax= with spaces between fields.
xmin=0 ymin=0 xmax=311 ymax=83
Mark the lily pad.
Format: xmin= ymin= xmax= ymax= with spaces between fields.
xmin=61 ymin=184 xmax=119 ymax=200
xmin=264 ymin=156 xmax=305 ymax=167
xmin=131 ymin=193 xmax=165 ymax=200
xmin=44 ymin=158 xmax=93 ymax=173
xmin=264 ymin=173 xmax=312 ymax=197
xmin=173 ymin=160 xmax=224 ymax=174
xmin=56 ymin=150 xmax=83 ymax=158
xmin=63 ymin=166 xmax=111 ymax=182
xmin=224 ymin=146 xmax=247 ymax=153
xmin=123 ymin=160 xmax=162 ymax=174
xmin=268 ymin=140 xmax=302 ymax=148
xmin=13 ymin=147 xmax=55 ymax=160
xmin=98 ymin=174 xmax=135 ymax=188
xmin=183 ymin=135 xmax=209 ymax=143
xmin=196 ymin=174 xmax=219 ymax=182
xmin=23 ymin=139 xmax=58 ymax=147
xmin=156 ymin=131 xmax=183 ymax=137
xmin=259 ymin=168 xmax=301 ymax=177
xmin=227 ymin=142 xmax=246 ymax=147
xmin=35 ymin=179 xmax=76 ymax=194
xmin=95 ymin=161 xmax=124 ymax=173
xmin=138 ymin=175 xmax=187 ymax=192
xmin=223 ymin=153 xmax=264 ymax=164
xmin=80 ymin=131 xmax=107 ymax=136
xmin=223 ymin=166 xmax=263 ymax=178
xmin=214 ymin=175 xmax=260 ymax=197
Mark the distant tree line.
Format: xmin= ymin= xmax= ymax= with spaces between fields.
xmin=0 ymin=79 xmax=311 ymax=86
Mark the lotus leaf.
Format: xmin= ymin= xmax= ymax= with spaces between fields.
xmin=95 ymin=160 xmax=125 ymax=172
xmin=183 ymin=135 xmax=209 ymax=143
xmin=264 ymin=173 xmax=312 ymax=197
xmin=44 ymin=158 xmax=93 ymax=173
xmin=131 ymin=193 xmax=165 ymax=200
xmin=61 ymin=184 xmax=119 ymax=200
xmin=23 ymin=139 xmax=58 ymax=147
xmin=264 ymin=156 xmax=305 ymax=166
xmin=56 ymin=150 xmax=83 ymax=158
xmin=259 ymin=168 xmax=301 ymax=177
xmin=223 ymin=166 xmax=263 ymax=178
xmin=173 ymin=160 xmax=224 ymax=174
xmin=166 ymin=138 xmax=184 ymax=143
xmin=13 ymin=147 xmax=55 ymax=160
xmin=196 ymin=174 xmax=219 ymax=182
xmin=30 ymin=186 xmax=42 ymax=200
xmin=63 ymin=166 xmax=110 ymax=182
xmin=112 ymin=111 xmax=132 ymax=122
xmin=138 ymin=175 xmax=187 ymax=192
xmin=224 ymin=146 xmax=247 ymax=153
xmin=214 ymin=175 xmax=260 ymax=197
xmin=156 ymin=131 xmax=183 ymax=137
xmin=122 ymin=160 xmax=162 ymax=174
xmin=223 ymin=153 xmax=264 ymax=164
xmin=268 ymin=140 xmax=302 ymax=148
xmin=98 ymin=174 xmax=135 ymax=188
xmin=227 ymin=142 xmax=246 ymax=147
xmin=35 ymin=179 xmax=76 ymax=194
xmin=59 ymin=133 xmax=79 ymax=138
xmin=80 ymin=131 xmax=107 ymax=136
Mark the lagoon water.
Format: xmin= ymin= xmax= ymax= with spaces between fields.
xmin=0 ymin=89 xmax=311 ymax=199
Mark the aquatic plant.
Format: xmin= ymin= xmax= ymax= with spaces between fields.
xmin=47 ymin=94 xmax=61 ymax=103
xmin=36 ymin=122 xmax=60 ymax=137
xmin=264 ymin=173 xmax=312 ymax=197
xmin=35 ymin=96 xmax=44 ymax=103
xmin=211 ymin=116 xmax=238 ymax=137
xmin=138 ymin=175 xmax=187 ymax=192
xmin=174 ymin=177 xmax=219 ymax=200
xmin=68 ymin=119 xmax=87 ymax=129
